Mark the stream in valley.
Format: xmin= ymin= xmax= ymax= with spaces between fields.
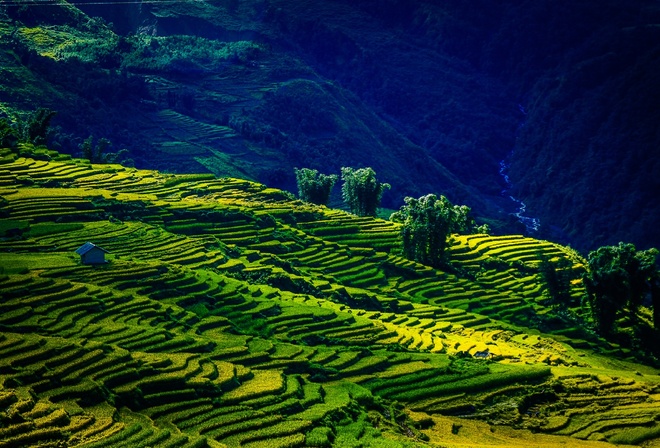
xmin=498 ymin=104 xmax=541 ymax=233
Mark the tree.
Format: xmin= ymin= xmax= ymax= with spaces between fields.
xmin=538 ymin=254 xmax=574 ymax=305
xmin=1 ymin=108 xmax=56 ymax=148
xmin=81 ymin=136 xmax=112 ymax=163
xmin=294 ymin=168 xmax=338 ymax=206
xmin=390 ymin=194 xmax=488 ymax=268
xmin=583 ymin=242 xmax=659 ymax=335
xmin=21 ymin=108 xmax=57 ymax=146
xmin=653 ymin=276 xmax=660 ymax=335
xmin=0 ymin=118 xmax=18 ymax=151
xmin=341 ymin=167 xmax=390 ymax=217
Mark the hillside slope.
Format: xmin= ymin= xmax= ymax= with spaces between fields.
xmin=2 ymin=0 xmax=659 ymax=251
xmin=0 ymin=0 xmax=512 ymax=222
xmin=509 ymin=15 xmax=660 ymax=251
xmin=0 ymin=146 xmax=659 ymax=447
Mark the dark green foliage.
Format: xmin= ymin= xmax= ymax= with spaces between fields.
xmin=539 ymin=255 xmax=574 ymax=305
xmin=653 ymin=277 xmax=660 ymax=336
xmin=81 ymin=135 xmax=109 ymax=163
xmin=341 ymin=167 xmax=390 ymax=217
xmin=294 ymin=168 xmax=338 ymax=206
xmin=4 ymin=109 xmax=57 ymax=148
xmin=21 ymin=108 xmax=57 ymax=146
xmin=0 ymin=109 xmax=57 ymax=150
xmin=583 ymin=242 xmax=659 ymax=335
xmin=80 ymin=136 xmax=130 ymax=165
xmin=0 ymin=118 xmax=18 ymax=151
xmin=390 ymin=194 xmax=488 ymax=268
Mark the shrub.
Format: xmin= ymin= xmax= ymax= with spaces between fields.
xmin=305 ymin=426 xmax=333 ymax=447
xmin=18 ymin=108 xmax=57 ymax=146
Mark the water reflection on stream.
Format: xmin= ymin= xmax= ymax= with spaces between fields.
xmin=497 ymin=105 xmax=541 ymax=233
xmin=499 ymin=157 xmax=540 ymax=233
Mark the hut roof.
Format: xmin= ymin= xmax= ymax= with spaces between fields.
xmin=75 ymin=242 xmax=109 ymax=255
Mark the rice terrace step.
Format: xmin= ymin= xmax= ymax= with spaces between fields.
xmin=0 ymin=147 xmax=659 ymax=448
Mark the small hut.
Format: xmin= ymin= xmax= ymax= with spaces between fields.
xmin=75 ymin=242 xmax=109 ymax=265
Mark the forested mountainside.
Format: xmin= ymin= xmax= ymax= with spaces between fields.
xmin=1 ymin=0 xmax=659 ymax=252
xmin=0 ymin=145 xmax=659 ymax=447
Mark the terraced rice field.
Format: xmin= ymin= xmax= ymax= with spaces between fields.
xmin=0 ymin=146 xmax=659 ymax=447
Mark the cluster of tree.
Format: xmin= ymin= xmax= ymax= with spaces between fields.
xmin=0 ymin=108 xmax=133 ymax=166
xmin=80 ymin=136 xmax=112 ymax=164
xmin=294 ymin=168 xmax=338 ymax=206
xmin=583 ymin=242 xmax=659 ymax=338
xmin=538 ymin=255 xmax=575 ymax=306
xmin=79 ymin=135 xmax=132 ymax=166
xmin=0 ymin=108 xmax=57 ymax=150
xmin=390 ymin=194 xmax=489 ymax=268
xmin=0 ymin=118 xmax=17 ymax=150
xmin=295 ymin=166 xmax=491 ymax=268
xmin=295 ymin=166 xmax=390 ymax=218
xmin=341 ymin=167 xmax=390 ymax=217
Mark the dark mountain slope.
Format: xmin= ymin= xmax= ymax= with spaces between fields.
xmin=260 ymin=0 xmax=520 ymax=196
xmin=113 ymin=0 xmax=521 ymax=212
xmin=0 ymin=0 xmax=518 ymax=221
xmin=2 ymin=0 xmax=659 ymax=251
xmin=504 ymin=4 xmax=660 ymax=251
xmin=322 ymin=0 xmax=660 ymax=252
xmin=302 ymin=0 xmax=660 ymax=252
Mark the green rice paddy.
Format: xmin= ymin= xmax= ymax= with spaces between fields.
xmin=0 ymin=146 xmax=658 ymax=447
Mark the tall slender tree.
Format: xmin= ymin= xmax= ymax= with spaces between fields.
xmin=0 ymin=118 xmax=18 ymax=151
xmin=294 ymin=168 xmax=338 ymax=206
xmin=341 ymin=167 xmax=390 ymax=217
xmin=22 ymin=108 xmax=56 ymax=146
xmin=81 ymin=136 xmax=112 ymax=163
xmin=538 ymin=254 xmax=574 ymax=305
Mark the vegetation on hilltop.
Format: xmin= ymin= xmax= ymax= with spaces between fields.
xmin=583 ymin=243 xmax=660 ymax=343
xmin=340 ymin=167 xmax=390 ymax=217
xmin=0 ymin=146 xmax=659 ymax=447
xmin=294 ymin=168 xmax=337 ymax=206
xmin=391 ymin=194 xmax=489 ymax=269
xmin=0 ymin=107 xmax=56 ymax=150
